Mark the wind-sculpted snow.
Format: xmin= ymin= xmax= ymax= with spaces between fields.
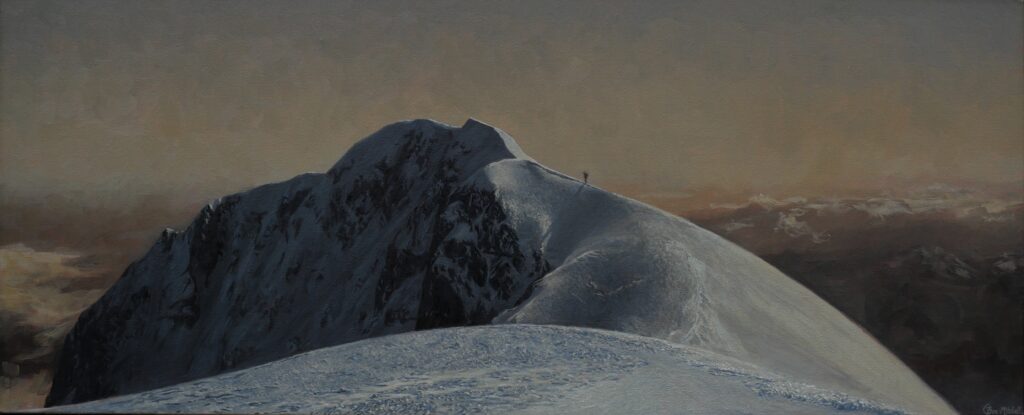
xmin=476 ymin=159 xmax=952 ymax=413
xmin=46 ymin=325 xmax=909 ymax=415
xmin=48 ymin=119 xmax=953 ymax=414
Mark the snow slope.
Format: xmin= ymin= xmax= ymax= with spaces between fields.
xmin=477 ymin=159 xmax=955 ymax=414
xmin=47 ymin=325 xmax=909 ymax=414
xmin=47 ymin=119 xmax=953 ymax=414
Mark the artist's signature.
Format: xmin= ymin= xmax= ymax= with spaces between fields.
xmin=983 ymin=404 xmax=1024 ymax=415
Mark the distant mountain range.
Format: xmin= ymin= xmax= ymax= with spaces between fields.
xmin=684 ymin=190 xmax=1023 ymax=412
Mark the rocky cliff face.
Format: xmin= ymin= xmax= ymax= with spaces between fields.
xmin=47 ymin=119 xmax=954 ymax=415
xmin=46 ymin=119 xmax=549 ymax=406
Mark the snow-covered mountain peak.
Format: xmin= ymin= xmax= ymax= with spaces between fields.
xmin=48 ymin=119 xmax=954 ymax=414
xmin=327 ymin=118 xmax=531 ymax=184
xmin=459 ymin=118 xmax=533 ymax=161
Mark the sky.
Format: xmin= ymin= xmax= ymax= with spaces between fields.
xmin=2 ymin=0 xmax=1022 ymax=207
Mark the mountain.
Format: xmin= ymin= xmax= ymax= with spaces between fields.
xmin=47 ymin=325 xmax=909 ymax=414
xmin=684 ymin=192 xmax=1023 ymax=411
xmin=46 ymin=119 xmax=954 ymax=414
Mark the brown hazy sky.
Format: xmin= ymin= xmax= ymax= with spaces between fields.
xmin=2 ymin=0 xmax=1022 ymax=204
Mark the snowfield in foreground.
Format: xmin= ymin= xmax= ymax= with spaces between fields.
xmin=47 ymin=325 xmax=908 ymax=414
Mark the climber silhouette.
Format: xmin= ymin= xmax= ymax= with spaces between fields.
xmin=583 ymin=171 xmax=589 ymax=185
